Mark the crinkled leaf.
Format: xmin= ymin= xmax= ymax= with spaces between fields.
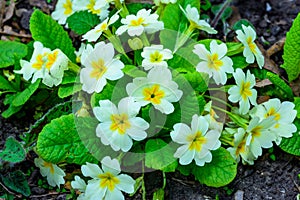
xmin=282 ymin=13 xmax=300 ymax=81
xmin=67 ymin=11 xmax=100 ymax=35
xmin=294 ymin=97 xmax=300 ymax=119
xmin=2 ymin=103 xmax=23 ymax=118
xmin=37 ymin=114 xmax=97 ymax=164
xmin=61 ymin=70 xmax=78 ymax=85
xmin=30 ymin=10 xmax=76 ymax=62
xmin=0 ymin=170 xmax=31 ymax=197
xmin=231 ymin=54 xmax=249 ymax=70
xmin=266 ymin=72 xmax=294 ymax=100
xmin=279 ymin=119 xmax=300 ymax=156
xmin=145 ymin=139 xmax=177 ymax=172
xmin=58 ymin=83 xmax=82 ymax=98
xmin=12 ymin=79 xmax=40 ymax=107
xmin=0 ymin=137 xmax=25 ymax=163
xmin=192 ymin=147 xmax=237 ymax=187
xmin=127 ymin=3 xmax=152 ymax=15
xmin=0 ymin=41 xmax=27 ymax=68
xmin=0 ymin=75 xmax=17 ymax=91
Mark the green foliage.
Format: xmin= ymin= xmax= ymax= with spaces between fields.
xmin=58 ymin=83 xmax=82 ymax=98
xmin=282 ymin=13 xmax=300 ymax=81
xmin=226 ymin=42 xmax=243 ymax=56
xmin=192 ymin=148 xmax=237 ymax=187
xmin=294 ymin=97 xmax=300 ymax=119
xmin=2 ymin=93 xmax=23 ymax=118
xmin=37 ymin=114 xmax=97 ymax=164
xmin=232 ymin=19 xmax=255 ymax=31
xmin=266 ymin=72 xmax=294 ymax=100
xmin=145 ymin=139 xmax=178 ymax=172
xmin=279 ymin=119 xmax=300 ymax=156
xmin=231 ymin=55 xmax=249 ymax=70
xmin=127 ymin=3 xmax=152 ymax=15
xmin=153 ymin=188 xmax=165 ymax=200
xmin=0 ymin=137 xmax=25 ymax=163
xmin=0 ymin=41 xmax=27 ymax=68
xmin=0 ymin=170 xmax=31 ymax=197
xmin=0 ymin=75 xmax=17 ymax=92
xmin=12 ymin=79 xmax=40 ymax=107
xmin=123 ymin=65 xmax=147 ymax=78
xmin=30 ymin=10 xmax=76 ymax=62
xmin=67 ymin=11 xmax=100 ymax=35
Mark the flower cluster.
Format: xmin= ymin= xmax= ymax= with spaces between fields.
xmin=71 ymin=156 xmax=135 ymax=200
xmin=15 ymin=41 xmax=69 ymax=87
xmin=22 ymin=1 xmax=298 ymax=197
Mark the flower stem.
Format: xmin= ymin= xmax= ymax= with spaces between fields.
xmin=68 ymin=61 xmax=81 ymax=74
xmin=140 ymin=32 xmax=150 ymax=47
xmin=204 ymin=95 xmax=233 ymax=109
xmin=114 ymin=0 xmax=129 ymax=18
xmin=173 ymin=25 xmax=194 ymax=53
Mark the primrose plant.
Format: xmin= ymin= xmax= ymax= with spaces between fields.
xmin=1 ymin=0 xmax=300 ymax=199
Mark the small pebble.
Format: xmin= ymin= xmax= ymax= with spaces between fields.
xmin=234 ymin=190 xmax=244 ymax=200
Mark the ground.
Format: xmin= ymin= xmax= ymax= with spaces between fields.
xmin=0 ymin=0 xmax=300 ymax=199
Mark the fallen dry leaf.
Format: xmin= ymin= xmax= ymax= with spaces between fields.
xmin=3 ymin=0 xmax=15 ymax=23
xmin=255 ymin=79 xmax=273 ymax=88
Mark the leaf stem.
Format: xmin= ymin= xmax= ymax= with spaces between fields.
xmin=211 ymin=0 xmax=232 ymax=28
xmin=204 ymin=95 xmax=232 ymax=109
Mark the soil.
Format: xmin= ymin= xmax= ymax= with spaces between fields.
xmin=0 ymin=0 xmax=300 ymax=200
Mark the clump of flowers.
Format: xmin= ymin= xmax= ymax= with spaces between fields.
xmin=2 ymin=0 xmax=299 ymax=199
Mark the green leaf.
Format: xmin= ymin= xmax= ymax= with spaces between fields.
xmin=0 ymin=75 xmax=17 ymax=91
xmin=232 ymin=19 xmax=255 ymax=31
xmin=192 ymin=147 xmax=237 ymax=187
xmin=12 ymin=79 xmax=40 ymax=107
xmin=153 ymin=188 xmax=165 ymax=200
xmin=58 ymin=83 xmax=82 ymax=98
xmin=2 ymin=104 xmax=23 ymax=118
xmin=30 ymin=10 xmax=76 ymax=62
xmin=231 ymin=54 xmax=249 ymax=70
xmin=0 ymin=137 xmax=25 ymax=163
xmin=266 ymin=72 xmax=294 ymax=100
xmin=123 ymin=65 xmax=147 ymax=78
xmin=226 ymin=42 xmax=243 ymax=56
xmin=0 ymin=170 xmax=31 ymax=197
xmin=282 ymin=13 xmax=300 ymax=81
xmin=67 ymin=11 xmax=100 ymax=35
xmin=37 ymin=114 xmax=97 ymax=164
xmin=127 ymin=3 xmax=153 ymax=15
xmin=294 ymin=97 xmax=300 ymax=119
xmin=61 ymin=70 xmax=78 ymax=85
xmin=0 ymin=41 xmax=27 ymax=68
xmin=279 ymin=119 xmax=300 ymax=156
xmin=145 ymin=139 xmax=177 ymax=172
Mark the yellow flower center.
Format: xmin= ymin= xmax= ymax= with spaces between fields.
xmin=143 ymin=84 xmax=165 ymax=104
xmin=90 ymin=59 xmax=107 ymax=80
xmin=87 ymin=0 xmax=101 ymax=14
xmin=246 ymin=37 xmax=257 ymax=54
xmin=110 ymin=113 xmax=131 ymax=134
xmin=96 ymin=23 xmax=108 ymax=33
xmin=207 ymin=53 xmax=223 ymax=71
xmin=32 ymin=54 xmax=45 ymax=70
xmin=63 ymin=0 xmax=73 ymax=15
xmin=149 ymin=51 xmax=163 ymax=63
xmin=130 ymin=17 xmax=145 ymax=27
xmin=43 ymin=162 xmax=55 ymax=174
xmin=46 ymin=50 xmax=59 ymax=70
xmin=240 ymin=81 xmax=252 ymax=100
xmin=251 ymin=126 xmax=262 ymax=138
xmin=265 ymin=107 xmax=281 ymax=121
xmin=236 ymin=140 xmax=246 ymax=155
xmin=99 ymin=172 xmax=120 ymax=191
xmin=187 ymin=131 xmax=207 ymax=152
